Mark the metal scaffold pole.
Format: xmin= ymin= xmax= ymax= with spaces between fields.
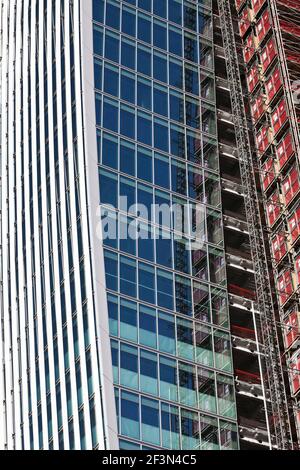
xmin=217 ymin=0 xmax=293 ymax=449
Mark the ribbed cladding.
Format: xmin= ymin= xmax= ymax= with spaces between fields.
xmin=0 ymin=0 xmax=109 ymax=450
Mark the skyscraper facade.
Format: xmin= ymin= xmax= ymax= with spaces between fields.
xmin=0 ymin=0 xmax=299 ymax=452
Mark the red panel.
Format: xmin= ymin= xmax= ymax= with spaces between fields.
xmin=276 ymin=132 xmax=295 ymax=170
xmin=284 ymin=310 xmax=300 ymax=349
xmin=239 ymin=8 xmax=251 ymax=37
xmin=243 ymin=33 xmax=256 ymax=64
xmin=288 ymin=206 xmax=300 ymax=244
xmin=246 ymin=62 xmax=260 ymax=94
xmin=266 ymin=190 xmax=281 ymax=226
xmin=271 ymin=98 xmax=288 ymax=135
xmin=252 ymin=0 xmax=266 ymax=14
xmin=256 ymin=125 xmax=270 ymax=156
xmin=282 ymin=165 xmax=300 ymax=206
xmin=265 ymin=67 xmax=282 ymax=102
xmin=271 ymin=232 xmax=287 ymax=263
xmin=256 ymin=9 xmax=272 ymax=43
xmin=260 ymin=38 xmax=277 ymax=73
xmin=261 ymin=156 xmax=276 ymax=191
xmin=277 ymin=269 xmax=294 ymax=306
xmin=290 ymin=352 xmax=300 ymax=395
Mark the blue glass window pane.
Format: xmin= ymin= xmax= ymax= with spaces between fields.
xmin=169 ymin=59 xmax=183 ymax=89
xmin=139 ymin=263 xmax=155 ymax=304
xmin=104 ymin=64 xmax=119 ymax=97
xmin=93 ymin=25 xmax=103 ymax=56
xmin=99 ymin=169 xmax=118 ymax=207
xmin=120 ymin=256 xmax=137 ymax=298
xmin=120 ymin=216 xmax=136 ymax=255
xmin=120 ymin=299 xmax=138 ymax=342
xmin=104 ymin=250 xmax=118 ymax=291
xmin=139 ymin=0 xmax=151 ymax=11
xmin=102 ymin=207 xmax=118 ymax=249
xmin=181 ymin=410 xmax=199 ymax=449
xmin=184 ymin=3 xmax=197 ymax=31
xmin=176 ymin=274 xmax=193 ymax=316
xmin=153 ymin=86 xmax=168 ymax=117
xmin=138 ymin=14 xmax=152 ymax=44
xmin=161 ymin=404 xmax=180 ymax=450
xmin=159 ymin=357 xmax=178 ymax=401
xmin=120 ymin=344 xmax=138 ymax=389
xmin=179 ymin=363 xmax=197 ymax=407
xmin=120 ymin=177 xmax=136 ymax=213
xmin=170 ymin=92 xmax=184 ymax=122
xmin=137 ymin=78 xmax=152 ymax=111
xmin=120 ymin=141 xmax=135 ymax=176
xmin=157 ymin=269 xmax=174 ymax=310
xmin=95 ymin=94 xmax=102 ymax=126
xmin=184 ymin=32 xmax=198 ymax=63
xmin=121 ymin=71 xmax=135 ymax=104
xmin=107 ymin=294 xmax=118 ymax=336
xmin=187 ymin=130 xmax=201 ymax=162
xmin=158 ymin=311 xmax=176 ymax=354
xmin=169 ymin=27 xmax=182 ymax=57
xmin=137 ymin=46 xmax=152 ymax=76
xmin=140 ymin=350 xmax=158 ymax=395
xmin=137 ymin=147 xmax=153 ymax=183
xmin=155 ymin=191 xmax=171 ymax=228
xmin=185 ymin=64 xmax=199 ymax=95
xmin=137 ymin=112 xmax=152 ymax=146
xmin=139 ymin=305 xmax=157 ymax=348
xmin=138 ymin=224 xmax=154 ymax=262
xmin=186 ymin=98 xmax=200 ymax=129
xmin=174 ymin=239 xmax=191 ymax=275
xmin=111 ymin=340 xmax=119 ymax=383
xmin=177 ymin=318 xmax=194 ymax=359
xmin=120 ymin=105 xmax=136 ymax=139
xmin=171 ymin=160 xmax=186 ymax=195
xmin=105 ymin=31 xmax=119 ymax=62
xmin=137 ymin=184 xmax=153 ymax=220
xmin=171 ymin=125 xmax=186 ymax=158
xmin=94 ymin=59 xmax=102 ymax=90
xmin=103 ymin=98 xmax=118 ymax=132
xmin=153 ymin=53 xmax=167 ymax=83
xmin=153 ymin=0 xmax=167 ymax=18
xmin=141 ymin=398 xmax=160 ymax=445
xmin=154 ymin=119 xmax=169 ymax=152
xmin=122 ymin=7 xmax=136 ymax=37
xmin=121 ymin=38 xmax=136 ymax=69
xmin=156 ymin=232 xmax=173 ymax=268
xmin=175 ymin=274 xmax=193 ymax=317
xmin=106 ymin=1 xmax=120 ymax=30
xmin=102 ymin=133 xmax=118 ymax=170
xmin=153 ymin=21 xmax=167 ymax=50
xmin=93 ymin=0 xmax=104 ymax=23
xmin=168 ymin=0 xmax=182 ymax=25
xmin=154 ymin=153 xmax=169 ymax=189
xmin=121 ymin=391 xmax=140 ymax=440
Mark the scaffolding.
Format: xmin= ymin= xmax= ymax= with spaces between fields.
xmin=217 ymin=0 xmax=293 ymax=449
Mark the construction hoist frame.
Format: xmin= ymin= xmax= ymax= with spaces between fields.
xmin=217 ymin=0 xmax=293 ymax=449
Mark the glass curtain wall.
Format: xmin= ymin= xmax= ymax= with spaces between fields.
xmin=92 ymin=0 xmax=238 ymax=450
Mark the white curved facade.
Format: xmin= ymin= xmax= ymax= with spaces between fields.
xmin=0 ymin=0 xmax=118 ymax=450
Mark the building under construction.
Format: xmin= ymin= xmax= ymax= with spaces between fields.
xmin=214 ymin=0 xmax=300 ymax=450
